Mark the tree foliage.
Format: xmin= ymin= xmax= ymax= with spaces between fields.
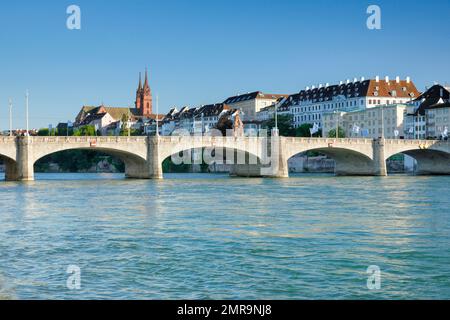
xmin=327 ymin=127 xmax=346 ymax=138
xmin=73 ymin=125 xmax=96 ymax=136
xmin=262 ymin=114 xmax=295 ymax=136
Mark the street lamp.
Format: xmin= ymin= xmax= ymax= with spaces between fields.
xmin=8 ymin=98 xmax=13 ymax=137
xmin=335 ymin=109 xmax=339 ymax=139
xmin=25 ymin=90 xmax=29 ymax=136
xmin=156 ymin=95 xmax=159 ymax=137
xmin=275 ymin=104 xmax=278 ymax=135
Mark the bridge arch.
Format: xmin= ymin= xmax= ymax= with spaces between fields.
xmin=0 ymin=137 xmax=19 ymax=181
xmin=31 ymin=137 xmax=150 ymax=179
xmin=384 ymin=141 xmax=450 ymax=175
xmin=0 ymin=154 xmax=19 ymax=181
xmin=283 ymin=138 xmax=377 ymax=176
xmin=286 ymin=147 xmax=376 ymax=176
xmin=158 ymin=136 xmax=265 ymax=175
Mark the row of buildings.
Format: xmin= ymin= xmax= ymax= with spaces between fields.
xmin=72 ymin=71 xmax=285 ymax=136
xmin=68 ymin=72 xmax=449 ymax=140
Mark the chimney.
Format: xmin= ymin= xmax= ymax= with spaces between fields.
xmin=361 ymin=77 xmax=365 ymax=81
xmin=385 ymin=76 xmax=390 ymax=83
xmin=375 ymin=76 xmax=379 ymax=82
xmin=306 ymin=86 xmax=310 ymax=90
xmin=406 ymin=76 xmax=411 ymax=84
xmin=319 ymin=84 xmax=323 ymax=88
xmin=325 ymin=83 xmax=329 ymax=87
xmin=311 ymin=85 xmax=316 ymax=89
xmin=396 ymin=76 xmax=400 ymax=83
xmin=346 ymin=79 xmax=350 ymax=84
xmin=353 ymin=78 xmax=358 ymax=83
xmin=339 ymin=81 xmax=343 ymax=85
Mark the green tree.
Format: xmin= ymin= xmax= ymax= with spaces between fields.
xmin=37 ymin=128 xmax=49 ymax=136
xmin=119 ymin=128 xmax=141 ymax=136
xmin=73 ymin=125 xmax=96 ymax=136
xmin=327 ymin=127 xmax=346 ymax=138
xmin=294 ymin=123 xmax=322 ymax=137
xmin=262 ymin=114 xmax=295 ymax=136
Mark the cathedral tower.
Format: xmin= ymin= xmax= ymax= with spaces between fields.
xmin=135 ymin=69 xmax=153 ymax=117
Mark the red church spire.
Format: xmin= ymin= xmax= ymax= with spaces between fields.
xmin=144 ymin=68 xmax=150 ymax=89
xmin=135 ymin=68 xmax=153 ymax=116
xmin=135 ymin=72 xmax=143 ymax=109
xmin=138 ymin=72 xmax=142 ymax=91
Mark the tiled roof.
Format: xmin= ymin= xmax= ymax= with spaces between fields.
xmin=77 ymin=105 xmax=140 ymax=123
xmin=197 ymin=103 xmax=230 ymax=117
xmin=223 ymin=91 xmax=288 ymax=104
xmin=413 ymin=85 xmax=450 ymax=114
xmin=280 ymin=79 xmax=420 ymax=109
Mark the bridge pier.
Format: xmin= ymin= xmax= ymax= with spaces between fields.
xmin=4 ymin=158 xmax=19 ymax=181
xmin=16 ymin=137 xmax=35 ymax=181
xmin=146 ymin=136 xmax=163 ymax=179
xmin=373 ymin=138 xmax=388 ymax=176
xmin=230 ymin=136 xmax=289 ymax=178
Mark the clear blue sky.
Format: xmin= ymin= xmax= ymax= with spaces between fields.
xmin=0 ymin=0 xmax=449 ymax=129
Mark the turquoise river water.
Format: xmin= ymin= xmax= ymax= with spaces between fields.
xmin=0 ymin=173 xmax=449 ymax=300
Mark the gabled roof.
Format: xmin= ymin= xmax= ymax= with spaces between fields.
xmin=223 ymin=91 xmax=288 ymax=104
xmin=413 ymin=84 xmax=450 ymax=115
xmin=79 ymin=112 xmax=111 ymax=126
xmin=278 ymin=79 xmax=420 ymax=110
xmin=196 ymin=103 xmax=230 ymax=117
xmin=76 ymin=105 xmax=140 ymax=124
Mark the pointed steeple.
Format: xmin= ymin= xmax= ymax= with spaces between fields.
xmin=144 ymin=68 xmax=149 ymax=88
xmin=140 ymin=67 xmax=152 ymax=116
xmin=138 ymin=72 xmax=142 ymax=91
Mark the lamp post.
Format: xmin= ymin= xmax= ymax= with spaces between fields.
xmin=156 ymin=95 xmax=159 ymax=137
xmin=25 ymin=90 xmax=29 ymax=136
xmin=335 ymin=110 xmax=339 ymax=139
xmin=128 ymin=107 xmax=131 ymax=137
xmin=8 ymin=98 xmax=13 ymax=137
xmin=275 ymin=104 xmax=278 ymax=134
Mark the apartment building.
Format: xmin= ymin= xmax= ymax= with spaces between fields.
xmin=281 ymin=76 xmax=419 ymax=129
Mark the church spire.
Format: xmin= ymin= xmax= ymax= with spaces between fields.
xmin=138 ymin=72 xmax=142 ymax=91
xmin=144 ymin=68 xmax=149 ymax=88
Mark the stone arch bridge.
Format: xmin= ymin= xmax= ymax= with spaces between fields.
xmin=0 ymin=136 xmax=449 ymax=181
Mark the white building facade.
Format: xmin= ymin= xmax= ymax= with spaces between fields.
xmin=281 ymin=76 xmax=419 ymax=129
xmin=323 ymin=104 xmax=407 ymax=139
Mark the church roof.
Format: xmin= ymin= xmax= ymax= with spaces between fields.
xmin=76 ymin=106 xmax=140 ymax=124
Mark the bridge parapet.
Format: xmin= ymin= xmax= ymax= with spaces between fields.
xmin=284 ymin=137 xmax=374 ymax=145
xmin=0 ymin=136 xmax=16 ymax=143
xmin=30 ymin=136 xmax=147 ymax=144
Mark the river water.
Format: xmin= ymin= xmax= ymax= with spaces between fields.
xmin=0 ymin=173 xmax=449 ymax=300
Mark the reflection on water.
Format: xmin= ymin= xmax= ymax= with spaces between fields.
xmin=0 ymin=173 xmax=450 ymax=299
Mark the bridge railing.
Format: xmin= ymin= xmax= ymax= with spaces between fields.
xmin=30 ymin=136 xmax=147 ymax=143
xmin=283 ymin=137 xmax=373 ymax=144
xmin=383 ymin=138 xmax=445 ymax=146
xmin=158 ymin=135 xmax=262 ymax=144
xmin=0 ymin=136 xmax=16 ymax=143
